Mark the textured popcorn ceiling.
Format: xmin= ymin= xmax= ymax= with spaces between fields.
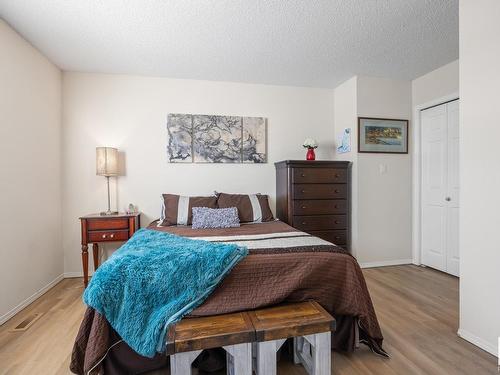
xmin=0 ymin=0 xmax=458 ymax=88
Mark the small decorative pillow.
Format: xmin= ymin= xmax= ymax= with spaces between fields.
xmin=191 ymin=207 xmax=240 ymax=229
xmin=159 ymin=194 xmax=217 ymax=226
xmin=216 ymin=192 xmax=274 ymax=223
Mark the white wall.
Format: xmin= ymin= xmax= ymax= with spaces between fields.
xmin=356 ymin=76 xmax=412 ymax=265
xmin=458 ymin=0 xmax=500 ymax=357
xmin=0 ymin=20 xmax=62 ymax=323
xmin=62 ymin=72 xmax=335 ymax=274
xmin=412 ymin=60 xmax=459 ymax=107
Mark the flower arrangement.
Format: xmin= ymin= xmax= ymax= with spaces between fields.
xmin=303 ymin=138 xmax=318 ymax=160
xmin=303 ymin=138 xmax=318 ymax=149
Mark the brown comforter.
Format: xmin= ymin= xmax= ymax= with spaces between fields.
xmin=71 ymin=221 xmax=386 ymax=375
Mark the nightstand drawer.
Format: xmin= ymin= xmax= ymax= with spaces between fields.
xmin=80 ymin=212 xmax=141 ymax=287
xmin=87 ymin=218 xmax=129 ymax=231
xmin=88 ymin=230 xmax=129 ymax=242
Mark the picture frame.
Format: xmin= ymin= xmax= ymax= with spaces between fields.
xmin=167 ymin=113 xmax=267 ymax=163
xmin=358 ymin=117 xmax=409 ymax=154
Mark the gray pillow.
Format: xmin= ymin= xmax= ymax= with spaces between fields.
xmin=191 ymin=207 xmax=240 ymax=229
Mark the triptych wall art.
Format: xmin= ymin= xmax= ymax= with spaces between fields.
xmin=167 ymin=113 xmax=267 ymax=163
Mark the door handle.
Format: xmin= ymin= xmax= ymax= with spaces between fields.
xmin=445 ymin=197 xmax=451 ymax=201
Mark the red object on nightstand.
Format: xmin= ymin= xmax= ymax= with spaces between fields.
xmin=306 ymin=148 xmax=316 ymax=160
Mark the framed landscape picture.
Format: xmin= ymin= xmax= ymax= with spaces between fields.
xmin=358 ymin=117 xmax=409 ymax=154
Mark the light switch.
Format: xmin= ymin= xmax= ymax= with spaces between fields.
xmin=379 ymin=164 xmax=387 ymax=174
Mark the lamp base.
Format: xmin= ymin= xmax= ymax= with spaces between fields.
xmin=100 ymin=210 xmax=119 ymax=216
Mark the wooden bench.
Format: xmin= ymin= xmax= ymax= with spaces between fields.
xmin=167 ymin=312 xmax=254 ymax=375
xmin=248 ymin=301 xmax=335 ymax=375
xmin=167 ymin=301 xmax=335 ymax=375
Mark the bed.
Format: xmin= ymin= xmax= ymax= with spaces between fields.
xmin=71 ymin=220 xmax=386 ymax=375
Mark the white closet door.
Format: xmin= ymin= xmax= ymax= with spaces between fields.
xmin=446 ymin=100 xmax=460 ymax=276
xmin=421 ymin=99 xmax=460 ymax=276
xmin=421 ymin=104 xmax=448 ymax=272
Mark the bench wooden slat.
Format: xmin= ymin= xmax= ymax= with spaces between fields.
xmin=171 ymin=312 xmax=255 ymax=353
xmin=165 ymin=324 xmax=176 ymax=356
xmin=247 ymin=301 xmax=335 ymax=342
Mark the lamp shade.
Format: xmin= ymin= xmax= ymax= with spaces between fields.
xmin=96 ymin=147 xmax=118 ymax=176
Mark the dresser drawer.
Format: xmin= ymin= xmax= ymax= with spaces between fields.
xmin=293 ymin=199 xmax=347 ymax=215
xmin=309 ymin=230 xmax=347 ymax=245
xmin=87 ymin=217 xmax=129 ymax=231
xmin=293 ymin=168 xmax=347 ymax=184
xmin=293 ymin=215 xmax=347 ymax=231
xmin=88 ymin=230 xmax=130 ymax=242
xmin=293 ymin=184 xmax=347 ymax=200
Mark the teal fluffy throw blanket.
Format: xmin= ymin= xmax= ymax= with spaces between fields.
xmin=83 ymin=228 xmax=248 ymax=357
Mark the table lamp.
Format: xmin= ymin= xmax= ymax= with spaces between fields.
xmin=96 ymin=147 xmax=118 ymax=215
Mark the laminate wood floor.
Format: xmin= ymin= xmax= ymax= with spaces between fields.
xmin=0 ymin=265 xmax=496 ymax=374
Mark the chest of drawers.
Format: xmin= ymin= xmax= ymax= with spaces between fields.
xmin=275 ymin=160 xmax=351 ymax=251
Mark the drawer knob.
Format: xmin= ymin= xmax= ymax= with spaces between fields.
xmin=301 ymin=173 xmax=306 ymax=177
xmin=334 ymin=174 xmax=340 ymax=178
xmin=110 ymin=233 xmax=114 ymax=239
xmin=334 ymin=189 xmax=339 ymax=193
xmin=302 ymin=222 xmax=307 ymax=225
xmin=102 ymin=234 xmax=106 ymax=239
xmin=335 ymin=220 xmax=340 ymax=224
xmin=335 ymin=236 xmax=341 ymax=240
xmin=301 ymin=206 xmax=307 ymax=209
xmin=301 ymin=190 xmax=305 ymax=193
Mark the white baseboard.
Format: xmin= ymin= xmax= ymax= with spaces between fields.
xmin=64 ymin=271 xmax=93 ymax=278
xmin=359 ymin=259 xmax=413 ymax=269
xmin=457 ymin=328 xmax=498 ymax=357
xmin=0 ymin=274 xmax=64 ymax=326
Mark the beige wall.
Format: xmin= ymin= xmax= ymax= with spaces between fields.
xmin=62 ymin=72 xmax=335 ymax=274
xmin=412 ymin=60 xmax=459 ymax=107
xmin=0 ymin=20 xmax=62 ymax=323
xmin=356 ymin=76 xmax=412 ymax=265
xmin=458 ymin=0 xmax=500 ymax=357
xmin=333 ymin=77 xmax=358 ymax=164
xmin=333 ymin=76 xmax=412 ymax=266
xmin=333 ymin=77 xmax=359 ymax=256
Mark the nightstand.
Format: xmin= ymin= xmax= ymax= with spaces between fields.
xmin=79 ymin=212 xmax=141 ymax=287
